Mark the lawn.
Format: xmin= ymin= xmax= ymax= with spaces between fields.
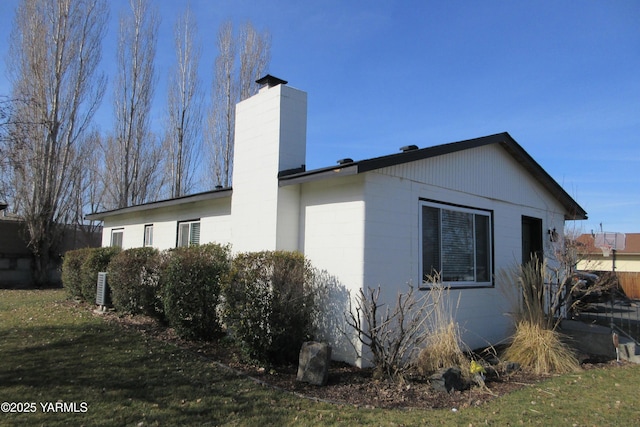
xmin=1 ymin=289 xmax=639 ymax=426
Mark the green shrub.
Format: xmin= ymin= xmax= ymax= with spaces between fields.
xmin=107 ymin=247 xmax=162 ymax=317
xmin=160 ymin=243 xmax=231 ymax=340
xmin=61 ymin=248 xmax=93 ymax=299
xmin=80 ymin=247 xmax=121 ymax=303
xmin=224 ymin=251 xmax=316 ymax=365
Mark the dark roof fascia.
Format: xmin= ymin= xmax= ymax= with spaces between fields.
xmin=278 ymin=164 xmax=358 ymax=185
xmin=279 ymin=132 xmax=587 ymax=220
xmin=85 ymin=188 xmax=232 ymax=221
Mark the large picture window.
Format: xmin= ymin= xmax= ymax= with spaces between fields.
xmin=420 ymin=201 xmax=492 ymax=288
xmin=177 ymin=220 xmax=200 ymax=247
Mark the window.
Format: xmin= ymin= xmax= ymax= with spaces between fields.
xmin=177 ymin=220 xmax=200 ymax=247
xmin=144 ymin=224 xmax=153 ymax=247
xmin=420 ymin=201 xmax=492 ymax=288
xmin=111 ymin=229 xmax=124 ymax=248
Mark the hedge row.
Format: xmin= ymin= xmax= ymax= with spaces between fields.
xmin=61 ymin=244 xmax=317 ymax=364
xmin=61 ymin=247 xmax=121 ymax=301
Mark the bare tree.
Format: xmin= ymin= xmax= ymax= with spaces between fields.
xmin=238 ymin=22 xmax=272 ymax=101
xmin=164 ymin=5 xmax=203 ymax=198
xmin=3 ymin=0 xmax=108 ymax=286
xmin=0 ymin=96 xmax=13 ymax=203
xmin=208 ymin=21 xmax=271 ymax=188
xmin=209 ymin=22 xmax=236 ymax=188
xmin=77 ymin=129 xmax=106 ymax=234
xmin=106 ymin=0 xmax=161 ymax=208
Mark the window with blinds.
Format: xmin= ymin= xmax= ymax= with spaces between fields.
xmin=144 ymin=224 xmax=153 ymax=247
xmin=177 ymin=220 xmax=200 ymax=247
xmin=111 ymin=229 xmax=124 ymax=248
xmin=420 ymin=201 xmax=492 ymax=287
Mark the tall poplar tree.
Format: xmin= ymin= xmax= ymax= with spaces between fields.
xmin=164 ymin=5 xmax=203 ymax=198
xmin=3 ymin=0 xmax=108 ymax=286
xmin=208 ymin=21 xmax=271 ymax=188
xmin=105 ymin=0 xmax=162 ymax=209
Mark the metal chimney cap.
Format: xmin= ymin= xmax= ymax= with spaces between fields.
xmin=256 ymin=75 xmax=288 ymax=88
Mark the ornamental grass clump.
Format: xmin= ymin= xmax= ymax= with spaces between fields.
xmin=416 ymin=279 xmax=469 ymax=376
xmin=502 ymin=256 xmax=580 ymax=375
xmin=503 ymin=320 xmax=579 ymax=375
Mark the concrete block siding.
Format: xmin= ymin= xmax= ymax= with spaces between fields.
xmin=91 ymin=77 xmax=585 ymax=366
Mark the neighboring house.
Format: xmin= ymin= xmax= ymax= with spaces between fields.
xmin=575 ymin=233 xmax=640 ymax=298
xmin=0 ymin=205 xmax=102 ymax=288
xmin=87 ymin=75 xmax=587 ymax=366
xmin=576 ymin=233 xmax=640 ymax=273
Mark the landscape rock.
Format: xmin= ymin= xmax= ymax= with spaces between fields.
xmin=429 ymin=367 xmax=468 ymax=393
xmin=504 ymin=361 xmax=521 ymax=374
xmin=296 ymin=341 xmax=331 ymax=386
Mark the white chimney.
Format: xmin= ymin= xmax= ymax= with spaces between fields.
xmin=231 ymin=76 xmax=307 ymax=252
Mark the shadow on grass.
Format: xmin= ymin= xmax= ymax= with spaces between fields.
xmin=0 ymin=321 xmax=294 ymax=426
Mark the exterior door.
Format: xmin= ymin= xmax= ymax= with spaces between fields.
xmin=522 ymin=216 xmax=543 ymax=265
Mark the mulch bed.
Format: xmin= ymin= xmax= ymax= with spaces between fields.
xmin=100 ymin=309 xmax=622 ymax=410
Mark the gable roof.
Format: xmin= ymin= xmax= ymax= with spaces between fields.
xmin=279 ymin=132 xmax=587 ymax=220
xmin=87 ymin=132 xmax=587 ymax=222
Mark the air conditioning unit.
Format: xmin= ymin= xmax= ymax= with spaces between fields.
xmin=96 ymin=272 xmax=111 ymax=307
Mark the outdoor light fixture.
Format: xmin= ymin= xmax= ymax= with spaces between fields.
xmin=548 ymin=228 xmax=559 ymax=242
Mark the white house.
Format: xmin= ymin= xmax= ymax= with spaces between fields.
xmin=87 ymin=75 xmax=587 ymax=365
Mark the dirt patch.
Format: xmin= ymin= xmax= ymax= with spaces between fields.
xmin=101 ymin=310 xmax=623 ymax=410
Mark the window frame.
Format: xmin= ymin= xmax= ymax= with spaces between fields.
xmin=419 ymin=199 xmax=494 ymax=289
xmin=143 ymin=224 xmax=154 ymax=247
xmin=177 ymin=220 xmax=201 ymax=247
xmin=111 ymin=228 xmax=124 ymax=248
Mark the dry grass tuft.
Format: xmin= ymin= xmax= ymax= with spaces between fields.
xmin=417 ymin=321 xmax=469 ymax=375
xmin=415 ymin=279 xmax=469 ymax=375
xmin=503 ymin=320 xmax=580 ymax=375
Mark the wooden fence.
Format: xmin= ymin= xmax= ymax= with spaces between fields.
xmin=618 ymin=272 xmax=640 ymax=299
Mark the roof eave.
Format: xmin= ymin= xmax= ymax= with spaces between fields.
xmin=278 ymin=164 xmax=358 ymax=186
xmin=85 ymin=188 xmax=233 ymax=221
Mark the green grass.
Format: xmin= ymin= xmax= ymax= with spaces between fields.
xmin=1 ymin=289 xmax=640 ymax=426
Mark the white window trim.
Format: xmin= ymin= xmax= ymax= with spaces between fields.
xmin=419 ymin=200 xmax=493 ymax=289
xmin=177 ymin=220 xmax=201 ymax=247
xmin=143 ymin=224 xmax=153 ymax=247
xmin=111 ymin=228 xmax=124 ymax=248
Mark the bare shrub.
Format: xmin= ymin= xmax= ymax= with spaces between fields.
xmin=345 ymin=283 xmax=434 ymax=381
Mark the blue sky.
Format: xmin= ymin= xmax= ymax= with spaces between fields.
xmin=1 ymin=0 xmax=638 ymax=233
